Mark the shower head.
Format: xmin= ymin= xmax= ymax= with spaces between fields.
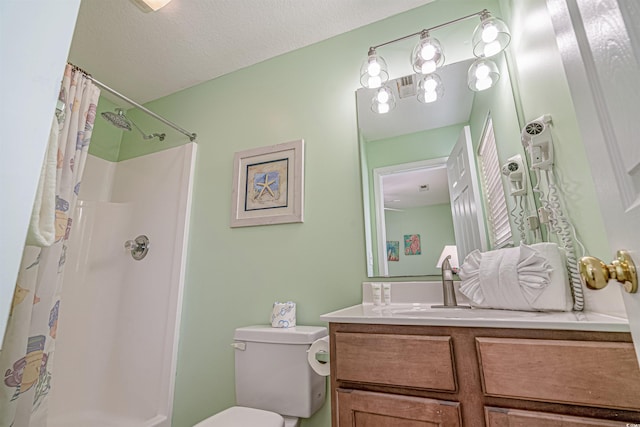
xmin=100 ymin=108 xmax=165 ymax=141
xmin=101 ymin=108 xmax=132 ymax=131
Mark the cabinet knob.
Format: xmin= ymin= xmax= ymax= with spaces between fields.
xmin=579 ymin=250 xmax=637 ymax=294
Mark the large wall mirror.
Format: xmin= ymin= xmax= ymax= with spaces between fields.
xmin=354 ymin=0 xmax=635 ymax=318
xmin=358 ymin=49 xmax=537 ymax=277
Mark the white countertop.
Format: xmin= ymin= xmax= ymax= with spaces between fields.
xmin=319 ymin=282 xmax=630 ymax=332
xmin=320 ymin=303 xmax=630 ymax=331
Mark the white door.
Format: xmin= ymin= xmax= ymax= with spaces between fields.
xmin=447 ymin=126 xmax=488 ymax=263
xmin=549 ymin=0 xmax=640 ymax=361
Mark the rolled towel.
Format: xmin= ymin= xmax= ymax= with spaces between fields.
xmin=459 ymin=243 xmax=571 ymax=311
xmin=527 ymin=243 xmax=573 ymax=311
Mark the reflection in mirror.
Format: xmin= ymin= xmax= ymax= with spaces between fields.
xmin=373 ymin=157 xmax=452 ymax=276
xmin=358 ymin=55 xmax=537 ymax=277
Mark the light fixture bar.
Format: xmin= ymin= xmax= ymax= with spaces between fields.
xmin=370 ymin=10 xmax=488 ymax=51
xmin=362 ymin=8 xmax=510 ymax=113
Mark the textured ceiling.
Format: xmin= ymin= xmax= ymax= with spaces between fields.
xmin=68 ymin=0 xmax=435 ymax=105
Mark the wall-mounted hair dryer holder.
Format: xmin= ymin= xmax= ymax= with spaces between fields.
xmin=521 ymin=114 xmax=553 ymax=170
xmin=501 ymin=154 xmax=527 ymax=196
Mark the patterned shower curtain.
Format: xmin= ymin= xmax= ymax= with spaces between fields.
xmin=0 ymin=64 xmax=100 ymax=427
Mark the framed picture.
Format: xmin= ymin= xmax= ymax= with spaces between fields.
xmin=230 ymin=139 xmax=304 ymax=227
xmin=404 ymin=234 xmax=421 ymax=255
xmin=387 ymin=241 xmax=399 ymax=262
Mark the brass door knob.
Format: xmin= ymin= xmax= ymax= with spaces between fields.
xmin=579 ymin=250 xmax=637 ymax=294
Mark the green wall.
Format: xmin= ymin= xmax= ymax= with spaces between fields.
xmin=386 ymin=203 xmax=456 ymax=276
xmin=84 ymin=1 xmax=609 ymax=426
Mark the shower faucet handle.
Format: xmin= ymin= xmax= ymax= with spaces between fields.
xmin=124 ymin=235 xmax=150 ymax=260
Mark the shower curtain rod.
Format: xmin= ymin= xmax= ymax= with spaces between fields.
xmin=88 ymin=77 xmax=197 ymax=142
xmin=69 ymin=64 xmax=197 ymax=142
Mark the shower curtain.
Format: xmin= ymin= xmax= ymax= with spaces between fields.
xmin=0 ymin=64 xmax=100 ymax=427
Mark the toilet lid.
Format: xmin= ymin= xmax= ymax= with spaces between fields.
xmin=194 ymin=406 xmax=284 ymax=427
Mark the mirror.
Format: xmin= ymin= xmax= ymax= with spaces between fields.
xmin=358 ymin=54 xmax=536 ymax=277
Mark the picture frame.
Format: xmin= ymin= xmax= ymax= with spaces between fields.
xmin=387 ymin=241 xmax=399 ymax=262
xmin=404 ymin=234 xmax=421 ymax=255
xmin=230 ymin=139 xmax=304 ymax=227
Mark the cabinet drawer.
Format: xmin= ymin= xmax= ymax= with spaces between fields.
xmin=476 ymin=337 xmax=640 ymax=410
xmin=335 ymin=332 xmax=456 ymax=391
xmin=485 ymin=406 xmax=630 ymax=426
xmin=338 ymin=389 xmax=461 ymax=426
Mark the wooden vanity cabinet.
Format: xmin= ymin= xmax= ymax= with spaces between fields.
xmin=329 ymin=323 xmax=640 ymax=427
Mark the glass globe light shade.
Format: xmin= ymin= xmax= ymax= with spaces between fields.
xmin=467 ymin=58 xmax=500 ymax=91
xmin=417 ymin=73 xmax=444 ymax=103
xmin=360 ymin=48 xmax=389 ymax=88
xmin=371 ymin=86 xmax=396 ymax=114
xmin=472 ymin=12 xmax=511 ymax=58
xmin=411 ymin=32 xmax=444 ymax=74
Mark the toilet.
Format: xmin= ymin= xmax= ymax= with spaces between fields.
xmin=194 ymin=325 xmax=328 ymax=427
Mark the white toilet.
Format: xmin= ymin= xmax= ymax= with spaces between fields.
xmin=194 ymin=325 xmax=328 ymax=427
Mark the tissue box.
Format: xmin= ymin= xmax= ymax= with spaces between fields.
xmin=271 ymin=301 xmax=296 ymax=328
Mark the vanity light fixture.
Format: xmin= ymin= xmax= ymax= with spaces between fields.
xmin=371 ymin=86 xmax=396 ymax=114
xmin=360 ymin=9 xmax=511 ymax=113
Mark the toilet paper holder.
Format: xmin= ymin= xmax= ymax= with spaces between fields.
xmin=312 ymin=350 xmax=329 ymax=364
xmin=307 ymin=335 xmax=331 ymax=376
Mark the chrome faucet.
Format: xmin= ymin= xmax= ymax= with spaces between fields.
xmin=124 ymin=235 xmax=150 ymax=261
xmin=432 ymin=255 xmax=470 ymax=309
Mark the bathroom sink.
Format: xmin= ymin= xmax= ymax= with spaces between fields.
xmin=391 ymin=307 xmax=543 ymax=319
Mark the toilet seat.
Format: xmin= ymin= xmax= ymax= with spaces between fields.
xmin=194 ymin=406 xmax=284 ymax=427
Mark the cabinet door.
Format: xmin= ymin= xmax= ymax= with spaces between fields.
xmin=485 ymin=407 xmax=630 ymax=426
xmin=476 ymin=337 xmax=640 ymax=410
xmin=337 ymin=389 xmax=461 ymax=427
xmin=334 ymin=332 xmax=456 ymax=391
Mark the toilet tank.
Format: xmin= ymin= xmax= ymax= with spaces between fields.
xmin=233 ymin=325 xmax=327 ymax=418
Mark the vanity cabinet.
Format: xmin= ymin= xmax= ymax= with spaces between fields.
xmin=329 ymin=323 xmax=640 ymax=427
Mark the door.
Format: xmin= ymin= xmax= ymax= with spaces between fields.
xmin=372 ymin=158 xmax=449 ymax=276
xmin=447 ymin=125 xmax=488 ymax=263
xmin=548 ymin=0 xmax=640 ymax=362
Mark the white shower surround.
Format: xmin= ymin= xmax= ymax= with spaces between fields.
xmin=48 ymin=143 xmax=197 ymax=427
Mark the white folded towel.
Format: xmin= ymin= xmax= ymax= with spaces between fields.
xmin=25 ymin=117 xmax=59 ymax=247
xmin=459 ymin=243 xmax=572 ymax=311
